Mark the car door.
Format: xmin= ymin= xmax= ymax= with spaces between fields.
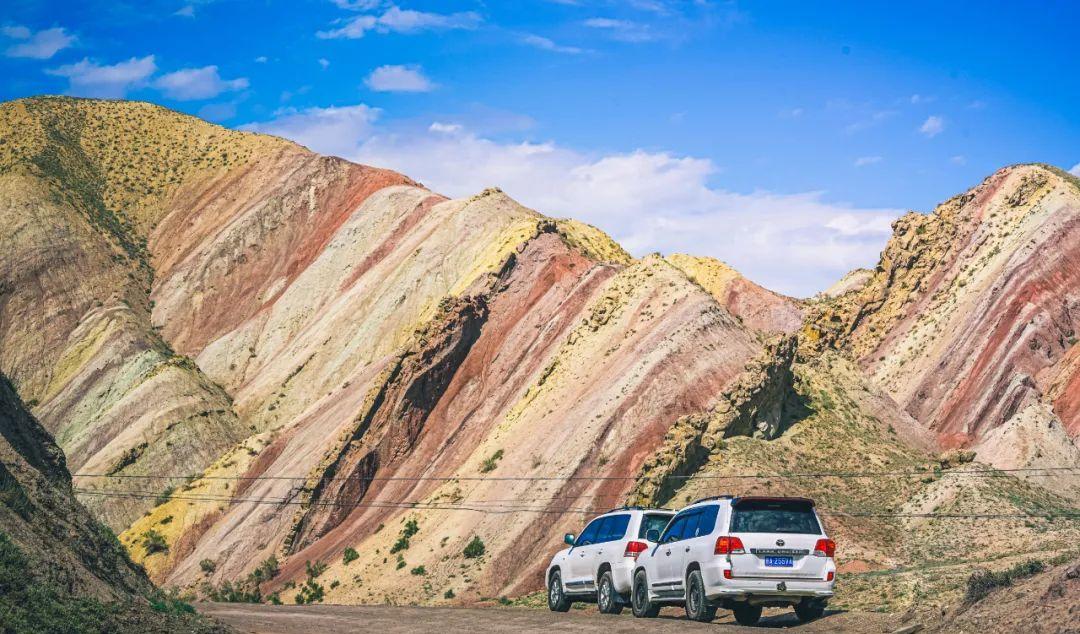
xmin=653 ymin=513 xmax=690 ymax=592
xmin=669 ymin=511 xmax=701 ymax=590
xmin=566 ymin=517 xmax=604 ymax=591
xmin=595 ymin=513 xmax=630 ymax=573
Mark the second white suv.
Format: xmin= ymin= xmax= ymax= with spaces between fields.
xmin=546 ymin=507 xmax=674 ymax=614
xmin=630 ymin=496 xmax=836 ymax=625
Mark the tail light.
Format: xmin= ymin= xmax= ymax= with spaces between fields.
xmin=714 ymin=536 xmax=745 ymax=555
xmin=624 ymin=541 xmax=648 ymax=559
xmin=723 ymin=569 xmax=733 ymax=579
xmin=813 ymin=538 xmax=836 ymax=557
xmin=826 ymin=571 xmax=835 ymax=581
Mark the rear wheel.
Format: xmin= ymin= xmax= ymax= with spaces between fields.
xmin=597 ymin=571 xmax=623 ymax=614
xmin=683 ymin=570 xmax=717 ymax=622
xmin=794 ymin=598 xmax=826 ymax=622
xmin=547 ymin=571 xmax=571 ymax=612
xmin=631 ymin=570 xmax=660 ymax=618
xmin=732 ymin=603 xmax=762 ymax=626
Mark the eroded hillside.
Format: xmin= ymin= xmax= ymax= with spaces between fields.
xmin=1 ymin=97 xmax=1077 ymax=613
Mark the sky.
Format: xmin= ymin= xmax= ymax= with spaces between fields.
xmin=2 ymin=1 xmax=1078 ymax=296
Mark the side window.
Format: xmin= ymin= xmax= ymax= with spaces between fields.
xmin=604 ymin=514 xmax=631 ymax=542
xmin=593 ymin=516 xmax=615 ymax=543
xmin=695 ymin=505 xmax=720 ymax=537
xmin=679 ymin=512 xmax=701 ymax=540
xmin=660 ymin=515 xmax=688 ymax=543
xmin=576 ymin=518 xmax=602 ymax=546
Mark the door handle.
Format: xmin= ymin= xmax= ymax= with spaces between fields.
xmin=579 ymin=552 xmax=585 ymax=557
xmin=665 ymin=550 xmax=671 ymax=556
xmin=684 ymin=547 xmax=690 ymax=552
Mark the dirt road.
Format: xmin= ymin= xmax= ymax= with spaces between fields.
xmin=197 ymin=603 xmax=903 ymax=633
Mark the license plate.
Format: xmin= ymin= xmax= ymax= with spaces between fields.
xmin=764 ymin=556 xmax=793 ymax=567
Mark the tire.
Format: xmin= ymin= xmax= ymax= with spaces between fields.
xmin=732 ymin=603 xmax=762 ymax=626
xmin=631 ymin=570 xmax=660 ymax=618
xmin=794 ymin=598 xmax=826 ymax=622
xmin=683 ymin=570 xmax=717 ymax=622
xmin=547 ymin=571 xmax=572 ymax=612
xmin=597 ymin=571 xmax=623 ymax=615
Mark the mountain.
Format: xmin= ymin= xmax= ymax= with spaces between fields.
xmin=0 ymin=96 xmax=1076 ymax=613
xmin=806 ymin=165 xmax=1080 ymax=495
xmin=0 ymin=371 xmax=225 ymax=632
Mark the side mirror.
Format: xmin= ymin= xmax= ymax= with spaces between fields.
xmin=564 ymin=533 xmax=576 ymax=546
xmin=645 ymin=529 xmax=660 ymax=543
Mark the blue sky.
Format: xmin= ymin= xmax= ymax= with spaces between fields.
xmin=2 ymin=0 xmax=1078 ymax=296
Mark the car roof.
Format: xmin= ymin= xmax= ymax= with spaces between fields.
xmin=679 ymin=495 xmax=817 ymax=511
xmin=595 ymin=506 xmax=673 ymax=517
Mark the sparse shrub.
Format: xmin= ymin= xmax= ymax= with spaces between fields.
xmin=142 ymin=529 xmax=168 ymax=555
xmin=396 ymin=554 xmax=406 ymax=570
xmin=148 ymin=588 xmax=196 ymax=615
xmin=480 ymin=449 xmax=504 ymax=473
xmin=463 ymin=536 xmax=485 ymax=559
xmin=199 ymin=558 xmax=216 ymax=574
xmin=965 ymin=560 xmax=1046 ymax=603
xmin=305 ymin=560 xmax=327 ymax=579
xmin=390 ymin=518 xmax=420 ymax=553
xmin=444 ymin=588 xmax=455 ymax=600
xmin=343 ymin=547 xmax=359 ymax=565
xmin=410 ymin=565 xmax=426 ymax=576
xmin=155 ymin=486 xmax=175 ymax=507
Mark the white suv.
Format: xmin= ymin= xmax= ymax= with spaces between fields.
xmin=546 ymin=507 xmax=674 ymax=614
xmin=630 ymin=496 xmax=836 ymax=625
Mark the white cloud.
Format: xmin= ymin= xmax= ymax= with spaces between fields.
xmin=364 ymin=64 xmax=434 ymax=93
xmin=330 ymin=0 xmax=380 ymax=9
xmin=521 ymin=34 xmax=585 ymax=54
xmin=909 ymin=94 xmax=935 ymax=104
xmin=154 ymin=65 xmax=248 ymax=100
xmin=4 ymin=26 xmax=75 ymax=59
xmin=241 ymin=104 xmax=380 ymax=158
xmin=854 ymin=156 xmax=883 ymax=167
xmin=844 ymin=109 xmax=895 ymax=134
xmin=1070 ymin=163 xmax=1080 ymax=177
xmin=174 ymin=5 xmax=195 ymax=17
xmin=46 ymin=55 xmax=156 ymax=98
xmin=583 ymin=17 xmax=654 ymax=42
xmin=318 ymin=57 xmax=330 ymax=69
xmin=254 ymin=56 xmax=268 ymax=63
xmin=950 ymin=155 xmax=967 ymax=166
xmin=919 ymin=115 xmax=945 ymax=138
xmin=317 ymin=7 xmax=481 ymax=39
xmin=429 ymin=121 xmax=463 ymax=134
xmin=244 ymin=106 xmax=902 ymax=296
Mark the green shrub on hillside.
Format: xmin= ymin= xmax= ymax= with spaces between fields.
xmin=965 ymin=560 xmax=1046 ymax=603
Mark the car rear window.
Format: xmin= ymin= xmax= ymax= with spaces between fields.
xmin=638 ymin=513 xmax=673 ymax=540
xmin=730 ymin=499 xmax=821 ymax=534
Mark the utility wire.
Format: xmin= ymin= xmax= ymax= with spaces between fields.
xmin=73 ymin=488 xmax=1080 ymax=521
xmin=59 ymin=465 xmax=1080 ymax=483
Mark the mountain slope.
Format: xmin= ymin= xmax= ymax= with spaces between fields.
xmin=0 ymin=371 xmax=225 ymax=632
xmin=806 ymin=165 xmax=1080 ymax=487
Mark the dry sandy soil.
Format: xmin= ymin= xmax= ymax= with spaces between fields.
xmin=197 ymin=603 xmax=904 ymax=634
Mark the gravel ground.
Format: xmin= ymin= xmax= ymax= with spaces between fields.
xmin=197 ymin=603 xmax=905 ymax=634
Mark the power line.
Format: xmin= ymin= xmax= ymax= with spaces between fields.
xmin=61 ymin=465 xmax=1080 ymax=483
xmin=73 ymin=488 xmax=1080 ymax=521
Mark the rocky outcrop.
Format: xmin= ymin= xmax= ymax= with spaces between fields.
xmin=629 ymin=335 xmax=803 ymax=506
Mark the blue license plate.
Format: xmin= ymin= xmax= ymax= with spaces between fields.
xmin=764 ymin=556 xmax=793 ymax=567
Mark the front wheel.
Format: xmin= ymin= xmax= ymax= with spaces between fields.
xmin=732 ymin=603 xmax=762 ymax=626
xmin=631 ymin=570 xmax=660 ymax=618
xmin=684 ymin=570 xmax=717 ymax=622
xmin=794 ymin=598 xmax=826 ymax=622
xmin=597 ymin=571 xmax=623 ymax=615
xmin=547 ymin=571 xmax=571 ymax=612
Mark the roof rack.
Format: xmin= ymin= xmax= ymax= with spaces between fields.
xmin=602 ymin=505 xmax=673 ymax=514
xmin=690 ymin=495 xmax=734 ymax=505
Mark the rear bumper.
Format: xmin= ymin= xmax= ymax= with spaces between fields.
xmin=700 ymin=559 xmax=835 ymax=602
